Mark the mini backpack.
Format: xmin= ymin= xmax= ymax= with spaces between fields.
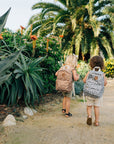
xmin=56 ymin=65 xmax=73 ymax=93
xmin=83 ymin=67 xmax=104 ymax=98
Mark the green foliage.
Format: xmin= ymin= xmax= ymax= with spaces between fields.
xmin=0 ymin=50 xmax=21 ymax=85
xmin=39 ymin=38 xmax=63 ymax=93
xmin=74 ymin=81 xmax=84 ymax=95
xmin=0 ymin=54 xmax=45 ymax=106
xmin=0 ymin=30 xmax=63 ymax=105
xmin=76 ymin=61 xmax=90 ymax=79
xmin=30 ymin=0 xmax=113 ymax=60
xmin=1 ymin=30 xmax=26 ymax=53
xmin=74 ymin=60 xmax=90 ymax=95
xmin=23 ymin=36 xmax=63 ymax=93
xmin=104 ymin=59 xmax=114 ymax=78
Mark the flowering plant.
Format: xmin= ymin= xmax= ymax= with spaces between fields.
xmin=104 ymin=59 xmax=114 ymax=78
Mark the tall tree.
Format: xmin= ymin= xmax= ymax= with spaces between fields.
xmin=28 ymin=0 xmax=113 ymax=59
xmin=103 ymin=0 xmax=114 ymax=49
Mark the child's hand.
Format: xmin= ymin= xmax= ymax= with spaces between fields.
xmin=76 ymin=73 xmax=80 ymax=80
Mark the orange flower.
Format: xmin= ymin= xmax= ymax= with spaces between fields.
xmin=59 ymin=35 xmax=64 ymax=38
xmin=20 ymin=25 xmax=25 ymax=35
xmin=30 ymin=35 xmax=38 ymax=57
xmin=76 ymin=64 xmax=80 ymax=69
xmin=47 ymin=39 xmax=50 ymax=42
xmin=0 ymin=34 xmax=3 ymax=40
xmin=20 ymin=25 xmax=25 ymax=30
xmin=30 ymin=35 xmax=37 ymax=41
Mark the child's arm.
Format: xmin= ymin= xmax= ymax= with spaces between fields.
xmin=55 ymin=67 xmax=62 ymax=76
xmin=55 ymin=71 xmax=58 ymax=76
xmin=83 ymin=71 xmax=90 ymax=83
xmin=104 ymin=74 xmax=107 ymax=86
xmin=72 ymin=69 xmax=80 ymax=81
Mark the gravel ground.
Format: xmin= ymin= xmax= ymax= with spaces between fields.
xmin=0 ymin=79 xmax=114 ymax=144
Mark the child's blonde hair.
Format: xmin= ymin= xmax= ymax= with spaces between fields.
xmin=65 ymin=54 xmax=78 ymax=68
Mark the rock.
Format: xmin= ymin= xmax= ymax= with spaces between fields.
xmin=2 ymin=114 xmax=16 ymax=127
xmin=24 ymin=107 xmax=37 ymax=116
xmin=22 ymin=115 xmax=28 ymax=119
xmin=32 ymin=109 xmax=37 ymax=114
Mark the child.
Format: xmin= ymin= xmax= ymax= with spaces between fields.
xmin=83 ymin=56 xmax=107 ymax=126
xmin=55 ymin=54 xmax=79 ymax=117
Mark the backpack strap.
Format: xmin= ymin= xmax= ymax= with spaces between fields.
xmin=93 ymin=66 xmax=101 ymax=71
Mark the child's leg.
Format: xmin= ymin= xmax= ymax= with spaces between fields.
xmin=62 ymin=97 xmax=66 ymax=113
xmin=62 ymin=96 xmax=66 ymax=109
xmin=65 ymin=97 xmax=71 ymax=114
xmin=87 ymin=106 xmax=92 ymax=117
xmin=87 ymin=106 xmax=92 ymax=125
xmin=94 ymin=106 xmax=100 ymax=126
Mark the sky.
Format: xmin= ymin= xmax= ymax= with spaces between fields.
xmin=0 ymin=0 xmax=55 ymax=32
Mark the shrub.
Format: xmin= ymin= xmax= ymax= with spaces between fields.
xmin=1 ymin=30 xmax=63 ymax=95
xmin=0 ymin=51 xmax=45 ymax=106
xmin=104 ymin=59 xmax=114 ymax=78
xmin=76 ymin=61 xmax=90 ymax=79
xmin=39 ymin=38 xmax=63 ymax=93
xmin=74 ymin=81 xmax=84 ymax=95
xmin=74 ymin=61 xmax=90 ymax=96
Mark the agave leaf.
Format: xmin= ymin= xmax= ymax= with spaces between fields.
xmin=0 ymin=73 xmax=11 ymax=85
xmin=14 ymin=69 xmax=23 ymax=74
xmin=15 ymin=73 xmax=23 ymax=79
xmin=0 ymin=7 xmax=11 ymax=33
xmin=10 ymin=84 xmax=17 ymax=105
xmin=34 ymin=56 xmax=46 ymax=65
xmin=20 ymin=54 xmax=27 ymax=70
xmin=0 ymin=86 xmax=7 ymax=103
xmin=0 ymin=50 xmax=21 ymax=74
xmin=31 ymin=73 xmax=44 ymax=95
xmin=15 ymin=62 xmax=24 ymax=70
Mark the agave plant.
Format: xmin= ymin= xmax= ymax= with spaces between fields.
xmin=0 ymin=50 xmax=21 ymax=85
xmin=0 ymin=54 xmax=46 ymax=106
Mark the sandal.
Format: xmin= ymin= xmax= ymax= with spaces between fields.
xmin=94 ymin=122 xmax=99 ymax=126
xmin=62 ymin=109 xmax=66 ymax=113
xmin=65 ymin=112 xmax=72 ymax=118
xmin=87 ymin=116 xmax=92 ymax=125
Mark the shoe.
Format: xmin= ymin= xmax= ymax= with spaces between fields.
xmin=62 ymin=109 xmax=66 ymax=113
xmin=87 ymin=116 xmax=92 ymax=125
xmin=94 ymin=122 xmax=99 ymax=126
xmin=65 ymin=112 xmax=72 ymax=118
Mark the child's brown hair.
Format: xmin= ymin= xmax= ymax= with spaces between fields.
xmin=90 ymin=56 xmax=104 ymax=70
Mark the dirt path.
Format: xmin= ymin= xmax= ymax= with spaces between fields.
xmin=0 ymin=79 xmax=114 ymax=144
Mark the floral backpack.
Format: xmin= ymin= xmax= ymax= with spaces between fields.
xmin=56 ymin=65 xmax=73 ymax=93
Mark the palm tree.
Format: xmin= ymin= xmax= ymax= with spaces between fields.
xmin=86 ymin=0 xmax=114 ymax=59
xmin=26 ymin=12 xmax=55 ymax=37
xmin=28 ymin=0 xmax=113 ymax=60
xmin=103 ymin=0 xmax=114 ymax=49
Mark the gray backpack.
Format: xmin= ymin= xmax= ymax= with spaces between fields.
xmin=83 ymin=67 xmax=104 ymax=98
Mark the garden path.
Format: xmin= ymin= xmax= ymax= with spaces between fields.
xmin=0 ymin=79 xmax=114 ymax=144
